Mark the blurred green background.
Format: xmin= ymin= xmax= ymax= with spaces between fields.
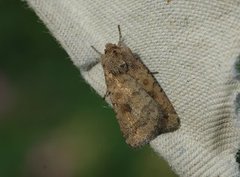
xmin=0 ymin=1 xmax=178 ymax=177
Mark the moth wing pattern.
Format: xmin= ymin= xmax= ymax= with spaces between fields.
xmin=118 ymin=43 xmax=180 ymax=132
xmin=104 ymin=72 xmax=166 ymax=147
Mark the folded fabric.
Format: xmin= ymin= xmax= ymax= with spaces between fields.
xmin=25 ymin=0 xmax=240 ymax=176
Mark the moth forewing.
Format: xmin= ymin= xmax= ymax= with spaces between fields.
xmin=103 ymin=72 xmax=165 ymax=147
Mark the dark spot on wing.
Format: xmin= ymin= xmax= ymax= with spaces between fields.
xmin=143 ymin=79 xmax=149 ymax=85
xmin=115 ymin=92 xmax=123 ymax=100
xmin=132 ymin=91 xmax=139 ymax=96
xmin=121 ymin=104 xmax=132 ymax=112
xmin=148 ymin=91 xmax=155 ymax=98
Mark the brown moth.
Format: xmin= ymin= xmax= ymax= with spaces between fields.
xmin=91 ymin=25 xmax=180 ymax=148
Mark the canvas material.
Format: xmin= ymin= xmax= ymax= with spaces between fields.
xmin=25 ymin=0 xmax=240 ymax=176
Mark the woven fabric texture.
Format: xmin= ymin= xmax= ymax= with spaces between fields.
xmin=25 ymin=0 xmax=240 ymax=176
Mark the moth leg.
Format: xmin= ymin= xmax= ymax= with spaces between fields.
xmin=83 ymin=60 xmax=100 ymax=72
xmin=133 ymin=53 xmax=140 ymax=59
xmin=103 ymin=90 xmax=111 ymax=100
xmin=81 ymin=45 xmax=103 ymax=71
xmin=150 ymin=71 xmax=159 ymax=75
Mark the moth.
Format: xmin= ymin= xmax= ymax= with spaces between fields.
xmin=91 ymin=25 xmax=180 ymax=148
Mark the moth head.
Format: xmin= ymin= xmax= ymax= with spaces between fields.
xmin=103 ymin=43 xmax=129 ymax=75
xmin=104 ymin=43 xmax=121 ymax=55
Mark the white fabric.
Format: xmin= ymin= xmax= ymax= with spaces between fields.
xmin=25 ymin=0 xmax=240 ymax=176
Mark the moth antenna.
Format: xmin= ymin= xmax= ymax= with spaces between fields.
xmin=91 ymin=45 xmax=103 ymax=56
xmin=118 ymin=25 xmax=123 ymax=43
